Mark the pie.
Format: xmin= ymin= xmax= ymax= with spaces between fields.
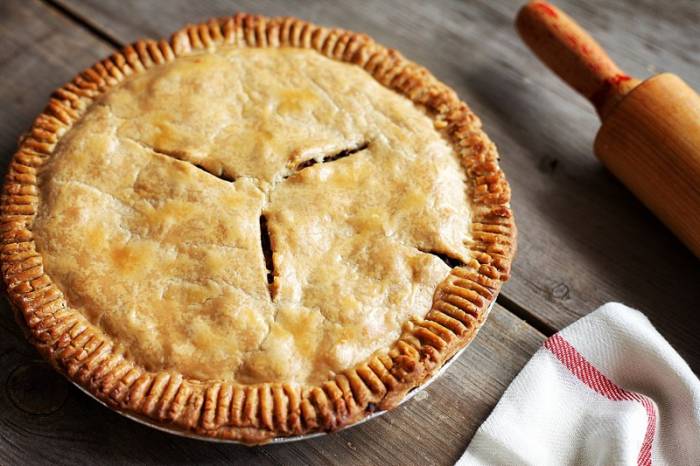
xmin=1 ymin=14 xmax=515 ymax=444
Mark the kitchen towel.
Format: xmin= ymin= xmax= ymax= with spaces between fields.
xmin=457 ymin=302 xmax=700 ymax=465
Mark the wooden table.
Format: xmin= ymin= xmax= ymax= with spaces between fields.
xmin=0 ymin=1 xmax=697 ymax=464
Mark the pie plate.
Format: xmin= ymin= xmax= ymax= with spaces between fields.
xmin=1 ymin=13 xmax=515 ymax=444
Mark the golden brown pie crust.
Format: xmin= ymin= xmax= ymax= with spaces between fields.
xmin=0 ymin=14 xmax=515 ymax=444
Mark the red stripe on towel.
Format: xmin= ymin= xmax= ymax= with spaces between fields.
xmin=544 ymin=333 xmax=656 ymax=466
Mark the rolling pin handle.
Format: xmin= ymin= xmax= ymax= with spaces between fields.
xmin=516 ymin=1 xmax=641 ymax=119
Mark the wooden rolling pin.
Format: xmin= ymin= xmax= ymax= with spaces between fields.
xmin=516 ymin=1 xmax=700 ymax=258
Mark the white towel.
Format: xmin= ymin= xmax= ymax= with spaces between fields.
xmin=457 ymin=302 xmax=700 ymax=466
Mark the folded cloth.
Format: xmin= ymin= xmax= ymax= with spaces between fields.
xmin=457 ymin=302 xmax=700 ymax=466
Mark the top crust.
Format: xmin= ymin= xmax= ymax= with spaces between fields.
xmin=34 ymin=48 xmax=471 ymax=385
xmin=0 ymin=14 xmax=515 ymax=444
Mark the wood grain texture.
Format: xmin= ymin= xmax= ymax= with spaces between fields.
xmin=0 ymin=0 xmax=697 ymax=463
xmin=593 ymin=74 xmax=700 ymax=258
xmin=0 ymin=0 xmax=113 ymax=173
xmin=54 ymin=0 xmax=700 ymax=368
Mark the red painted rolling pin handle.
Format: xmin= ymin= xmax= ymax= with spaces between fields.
xmin=515 ymin=1 xmax=640 ymax=119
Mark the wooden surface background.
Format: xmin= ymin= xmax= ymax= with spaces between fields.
xmin=0 ymin=0 xmax=697 ymax=464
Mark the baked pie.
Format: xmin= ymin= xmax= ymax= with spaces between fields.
xmin=1 ymin=14 xmax=515 ymax=444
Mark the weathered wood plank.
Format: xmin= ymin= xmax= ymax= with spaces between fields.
xmin=0 ymin=302 xmax=543 ymax=465
xmin=0 ymin=0 xmax=114 ymax=172
xmin=56 ymin=0 xmax=700 ymax=367
xmin=1 ymin=0 xmax=697 ymax=463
